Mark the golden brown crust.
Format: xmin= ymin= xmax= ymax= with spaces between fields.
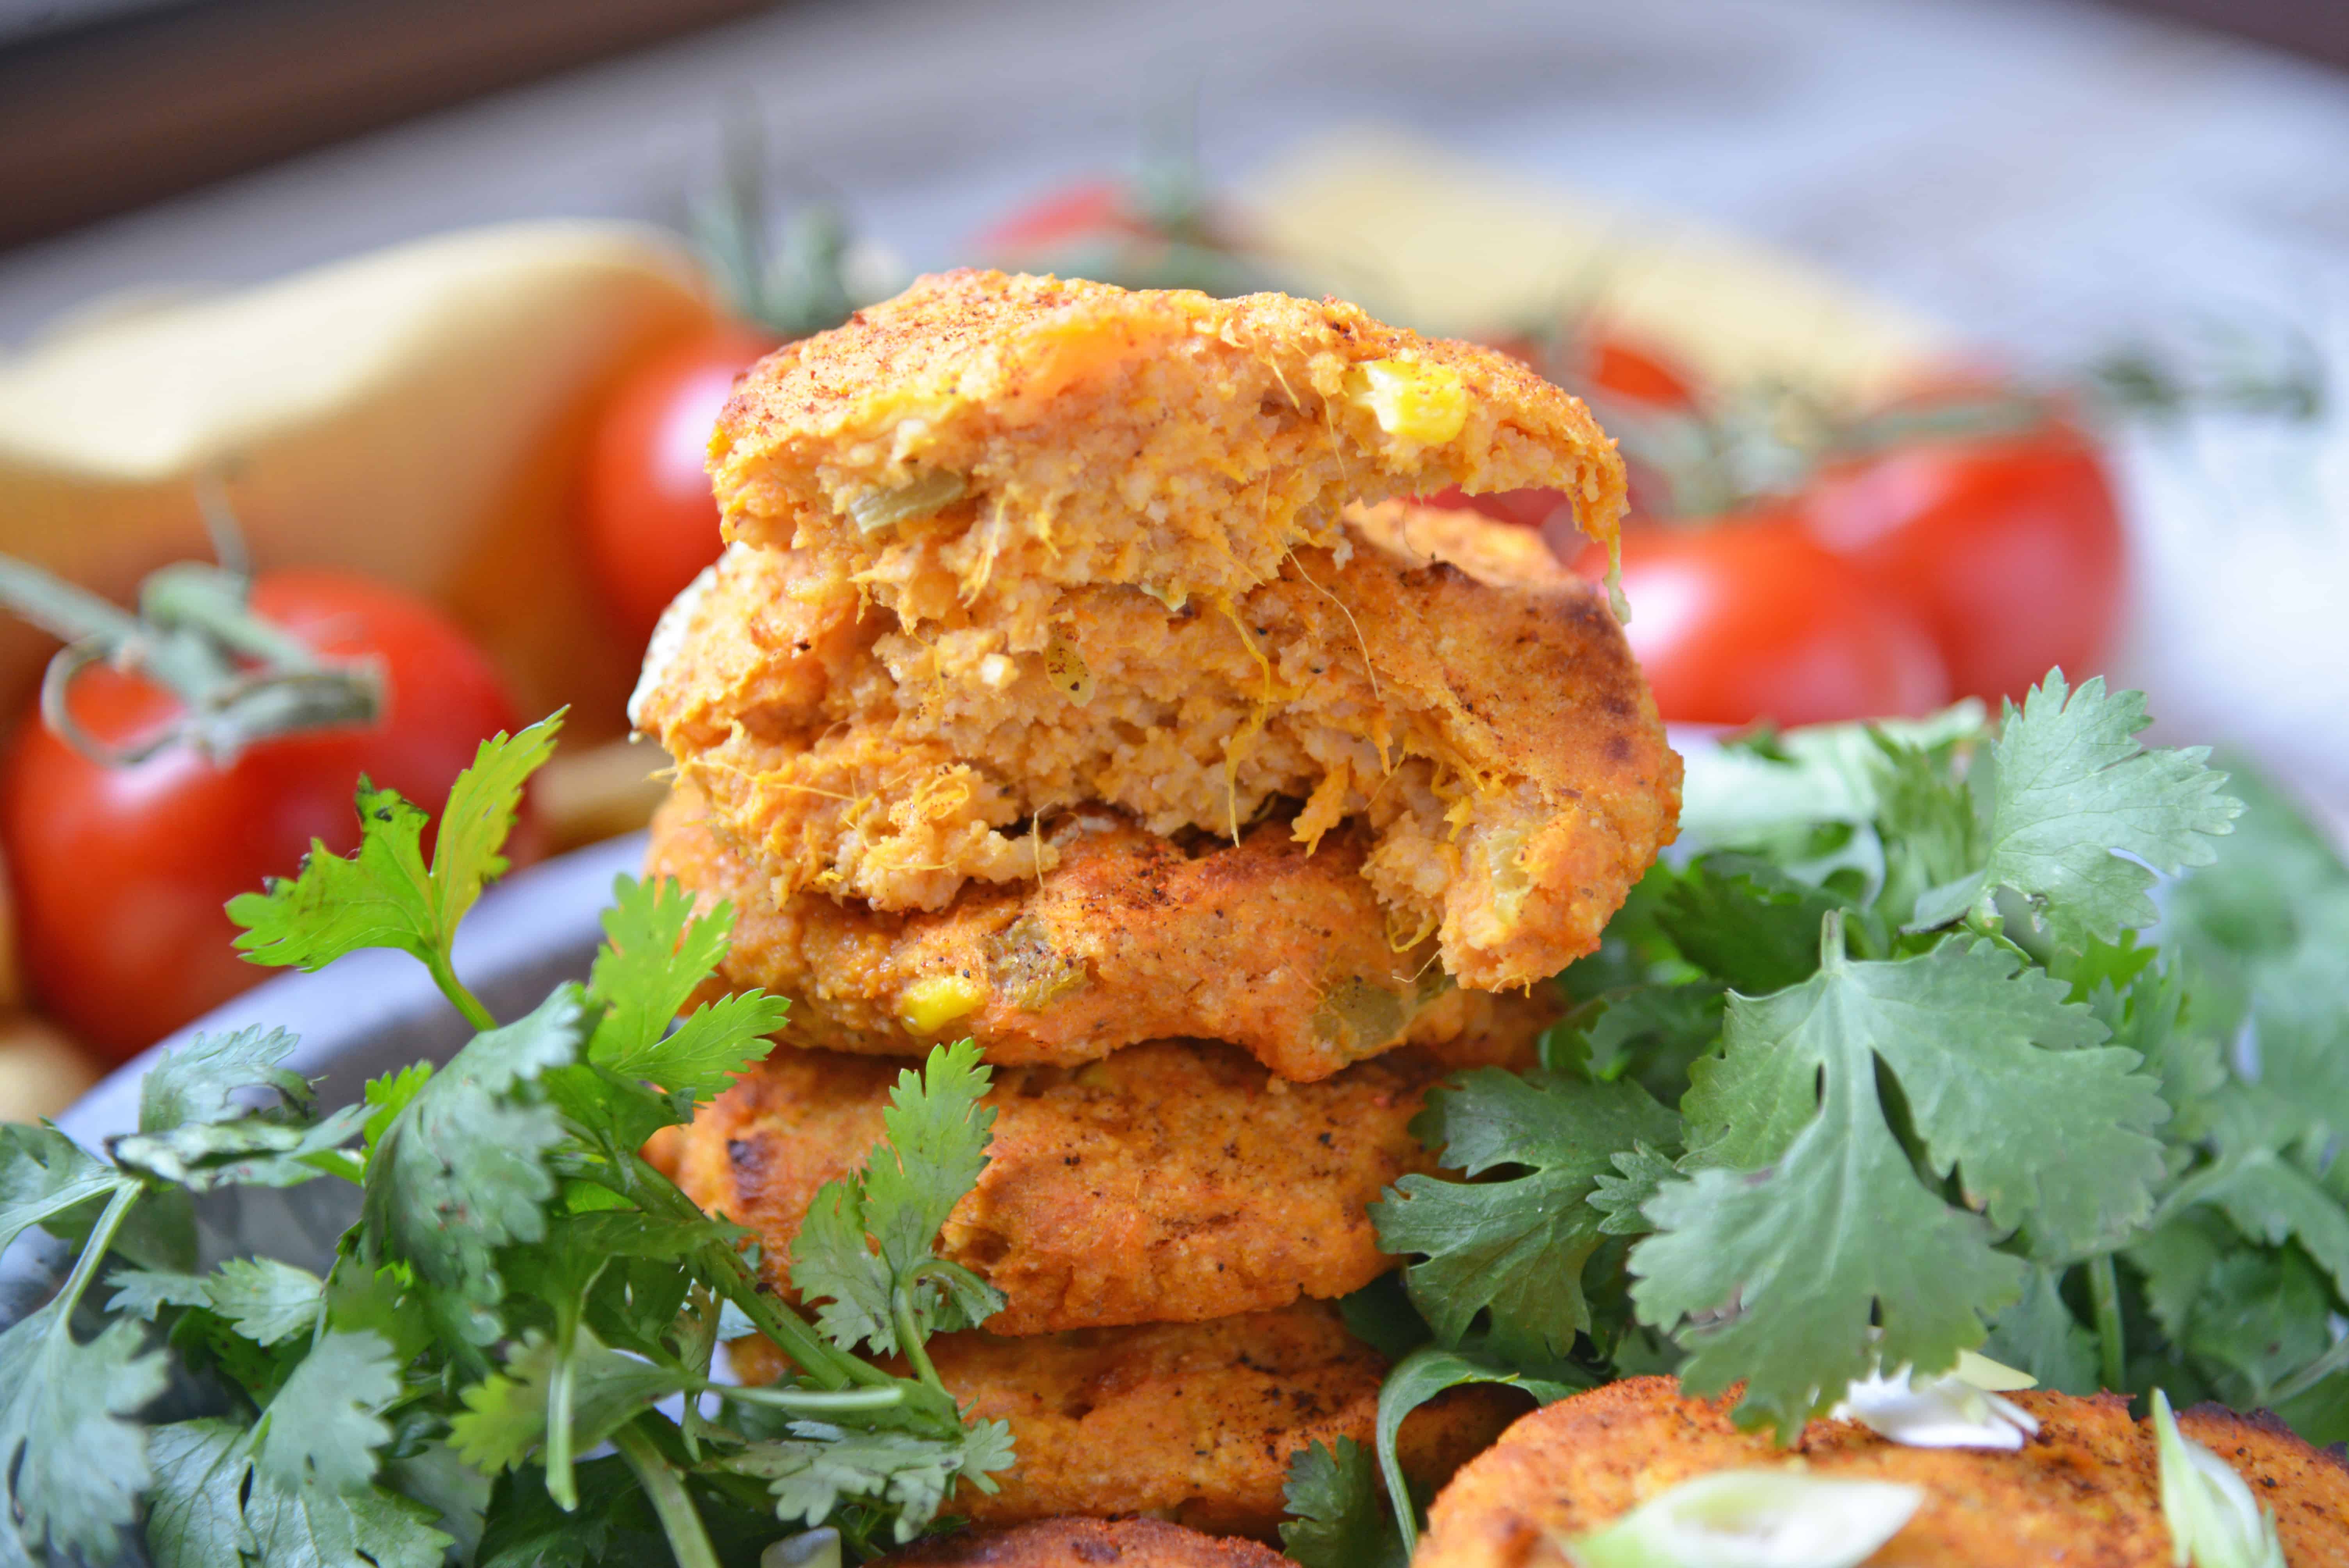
xmin=674 ymin=1035 xmax=1528 ymax=1335
xmin=647 ymin=786 xmax=1558 ymax=1080
xmin=642 ymin=502 xmax=1679 ymax=989
xmin=1417 ymin=1376 xmax=2349 ymax=1568
xmin=731 ymin=1301 xmax=1525 ymax=1539
xmin=872 ymin=1518 xmax=1289 ymax=1567
xmin=708 ymin=270 xmax=1625 ymax=641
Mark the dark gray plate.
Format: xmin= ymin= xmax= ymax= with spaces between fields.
xmin=0 ymin=832 xmax=644 ymax=1322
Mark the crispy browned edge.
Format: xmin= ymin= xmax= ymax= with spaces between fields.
xmin=872 ymin=1517 xmax=1289 ymax=1567
xmin=1418 ymin=1376 xmax=2349 ymax=1568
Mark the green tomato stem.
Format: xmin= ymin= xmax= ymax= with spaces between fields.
xmin=612 ymin=1420 xmax=720 ymax=1568
xmin=2087 ymin=1255 xmax=2126 ymax=1393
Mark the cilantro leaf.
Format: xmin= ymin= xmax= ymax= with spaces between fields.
xmin=2164 ymin=1149 xmax=2349 ymax=1301
xmin=0 ymin=1294 xmax=170 ymax=1562
xmin=1372 ymin=1344 xmax=1583 ymax=1557
xmin=793 ymin=1182 xmax=899 ymax=1353
xmin=148 ymin=1415 xmax=450 ymax=1568
xmin=139 ymin=1026 xmax=313 ymax=1131
xmin=382 ymin=1443 xmax=493 ymax=1566
xmin=639 ymin=991 xmax=788 ymax=1105
xmin=588 ymin=876 xmax=731 ymax=1069
xmin=1372 ymin=1069 xmax=1676 ymax=1360
xmin=1637 ymin=1070 xmax=2014 ymax=1438
xmin=361 ymin=1063 xmax=431 ymax=1158
xmin=244 ymin=1471 xmax=453 ymax=1568
xmin=450 ymin=1327 xmax=694 ymax=1477
xmin=227 ymin=782 xmax=437 ymax=970
xmin=433 ymin=715 xmax=564 ymax=930
xmin=1685 ymin=933 xmax=2165 ymax=1254
xmin=257 ymin=1329 xmax=401 ymax=1495
xmin=1677 ymin=702 xmax=1988 ymax=847
xmin=2161 ymin=758 xmax=2347 ymax=1004
xmin=1657 ymin=855 xmax=1849 ymax=994
xmin=112 ymin=1256 xmax=325 ymax=1345
xmin=108 ymin=1265 xmax=214 ymax=1320
xmin=475 ymin=1459 xmax=665 ymax=1568
xmin=1337 ymin=1272 xmax=1433 ymax=1362
xmin=1636 ymin=923 xmax=2165 ymax=1434
xmin=228 ymin=714 xmax=562 ymax=986
xmin=790 ymin=1041 xmax=1003 ymax=1356
xmin=1589 ymin=1143 xmax=1679 ymax=1237
xmin=0 ymin=1121 xmax=121 ymax=1256
xmin=1538 ymin=983 xmax=1724 ymax=1099
xmin=360 ymin=988 xmax=583 ymax=1311
xmin=2180 ymin=1248 xmax=2336 ymax=1406
xmin=1981 ymin=1267 xmax=2100 ymax=1396
xmin=866 ymin=1039 xmax=996 ymax=1279
xmin=727 ymin=1418 xmax=1014 ymax=1544
xmin=112 ymin=1103 xmax=369 ymax=1191
xmin=211 ymin=1257 xmax=328 ymax=1344
xmin=146 ymin=1420 xmax=259 ymax=1568
xmin=1281 ymin=1438 xmax=1406 ymax=1568
xmin=1912 ymin=673 xmax=2242 ymax=946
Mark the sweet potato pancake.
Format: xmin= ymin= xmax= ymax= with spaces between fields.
xmin=1417 ymin=1376 xmax=2349 ymax=1568
xmin=639 ymin=503 xmax=1679 ymax=989
xmin=708 ymin=269 xmax=1627 ymax=644
xmin=676 ymin=1033 xmax=1529 ymax=1335
xmin=648 ymin=784 xmax=1555 ymax=1080
xmin=730 ymin=1300 xmax=1523 ymax=1539
xmin=873 ymin=1518 xmax=1287 ymax=1566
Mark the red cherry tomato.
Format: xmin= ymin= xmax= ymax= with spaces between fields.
xmin=1574 ymin=335 xmax=1701 ymax=410
xmin=1568 ymin=513 xmax=1952 ymax=728
xmin=975 ymin=179 xmax=1148 ymax=255
xmin=582 ymin=321 xmax=780 ymax=647
xmin=0 ymin=572 xmax=526 ymax=1059
xmin=1802 ymin=422 xmax=2125 ymax=706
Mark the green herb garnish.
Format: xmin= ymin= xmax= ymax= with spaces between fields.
xmin=1326 ymin=668 xmax=2349 ymax=1542
xmin=0 ymin=712 xmax=1011 ymax=1568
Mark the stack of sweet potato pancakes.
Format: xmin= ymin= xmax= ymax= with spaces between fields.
xmin=629 ymin=269 xmax=1670 ymax=1559
xmin=633 ymin=272 xmax=2349 ymax=1566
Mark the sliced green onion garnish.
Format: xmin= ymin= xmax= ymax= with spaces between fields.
xmin=2153 ymin=1390 xmax=2286 ymax=1568
xmin=1563 ymin=1468 xmax=1923 ymax=1568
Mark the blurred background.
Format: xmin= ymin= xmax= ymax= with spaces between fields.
xmin=2 ymin=0 xmax=2345 ymax=1102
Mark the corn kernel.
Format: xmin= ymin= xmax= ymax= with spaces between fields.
xmin=1345 ymin=358 xmax=1467 ymax=444
xmin=899 ymin=973 xmax=986 ymax=1034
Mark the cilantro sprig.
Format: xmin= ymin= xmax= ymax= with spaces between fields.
xmin=1 ymin=714 xmax=1013 ymax=1568
xmin=1350 ymin=669 xmax=2342 ymax=1539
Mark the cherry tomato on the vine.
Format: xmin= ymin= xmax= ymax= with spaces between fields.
xmin=1563 ymin=512 xmax=1951 ymax=729
xmin=0 ymin=572 xmax=526 ymax=1059
xmin=1802 ymin=421 xmax=2124 ymax=707
xmin=582 ymin=321 xmax=780 ymax=647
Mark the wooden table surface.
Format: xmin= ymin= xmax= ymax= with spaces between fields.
xmin=0 ymin=0 xmax=2344 ymax=825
